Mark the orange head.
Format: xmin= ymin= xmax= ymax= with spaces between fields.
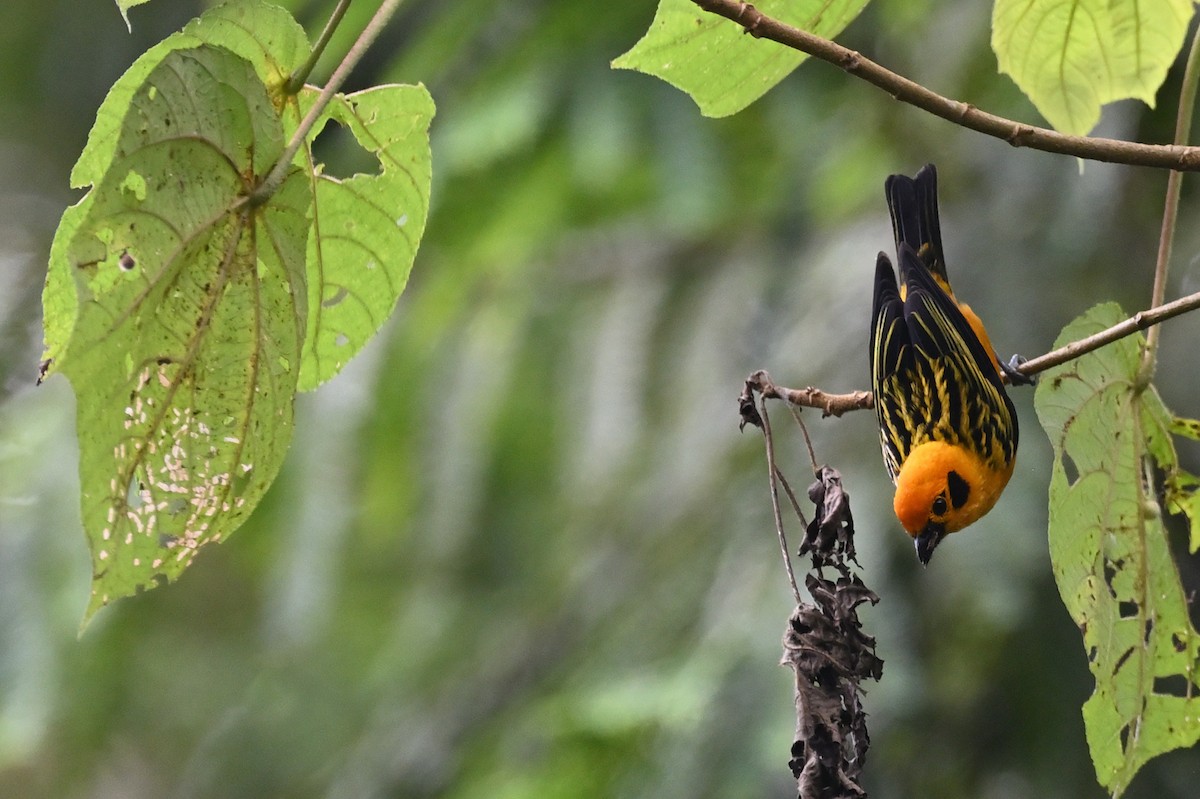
xmin=893 ymin=440 xmax=1013 ymax=564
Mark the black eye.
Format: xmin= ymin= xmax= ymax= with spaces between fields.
xmin=932 ymin=495 xmax=948 ymax=516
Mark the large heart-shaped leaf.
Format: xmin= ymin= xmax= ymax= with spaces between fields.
xmin=993 ymin=0 xmax=1194 ymax=135
xmin=1035 ymin=303 xmax=1200 ymax=791
xmin=48 ymin=45 xmax=310 ymax=619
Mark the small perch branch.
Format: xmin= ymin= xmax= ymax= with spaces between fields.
xmin=739 ymin=288 xmax=1200 ymax=417
xmin=741 ymin=371 xmax=873 ymax=420
xmin=1018 ymin=288 xmax=1200 ymax=375
xmin=691 ymin=0 xmax=1200 ymax=172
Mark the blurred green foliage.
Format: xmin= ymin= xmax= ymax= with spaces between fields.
xmin=2 ymin=1 xmax=1200 ymax=798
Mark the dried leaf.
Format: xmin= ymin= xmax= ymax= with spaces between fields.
xmin=800 ymin=465 xmax=857 ymax=564
xmin=782 ymin=466 xmax=881 ymax=799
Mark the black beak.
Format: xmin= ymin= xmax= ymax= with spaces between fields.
xmin=915 ymin=526 xmax=945 ymax=566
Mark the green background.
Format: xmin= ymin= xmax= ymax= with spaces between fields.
xmin=2 ymin=1 xmax=1199 ymax=797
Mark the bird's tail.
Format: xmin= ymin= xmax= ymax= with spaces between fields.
xmin=885 ymin=164 xmax=950 ymax=289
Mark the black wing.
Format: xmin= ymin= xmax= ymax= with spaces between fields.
xmin=870 ymin=251 xmax=910 ymax=482
xmin=872 ymin=245 xmax=1017 ymax=481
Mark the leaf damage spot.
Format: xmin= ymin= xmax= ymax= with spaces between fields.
xmin=1153 ymin=675 xmax=1193 ymax=698
xmin=1062 ymin=450 xmax=1080 ymax=484
xmin=1103 ymin=558 xmax=1119 ymax=596
xmin=110 ymin=370 xmax=264 ymax=570
xmin=1113 ymin=646 xmax=1134 ymax=674
xmin=120 ymin=170 xmax=147 ymax=203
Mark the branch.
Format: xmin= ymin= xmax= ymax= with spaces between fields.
xmin=691 ymin=0 xmax=1200 ymax=172
xmin=740 ymin=372 xmax=873 ymax=420
xmin=740 ymin=289 xmax=1200 ymax=415
xmin=1139 ymin=22 xmax=1200 ymax=384
xmin=1021 ymin=289 xmax=1200 ymax=376
xmin=251 ymin=0 xmax=405 ymax=206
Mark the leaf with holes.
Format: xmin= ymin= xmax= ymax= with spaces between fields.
xmin=992 ymin=0 xmax=1194 ymax=135
xmin=43 ymin=0 xmax=310 ymax=375
xmin=43 ymin=0 xmax=436 ymax=620
xmin=612 ymin=0 xmax=869 ymax=118
xmin=1165 ymin=416 xmax=1200 ymax=554
xmin=1034 ymin=302 xmax=1200 ymax=793
xmin=47 ymin=45 xmax=309 ymax=621
xmin=293 ymin=83 xmax=434 ymax=389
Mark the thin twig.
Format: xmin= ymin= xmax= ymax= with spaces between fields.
xmin=773 ymin=466 xmax=809 ymax=531
xmin=286 ymin=0 xmax=355 ymax=94
xmin=1139 ymin=23 xmax=1200 ymax=385
xmin=786 ymin=405 xmax=819 ymax=474
xmin=760 ymin=394 xmax=803 ymax=605
xmin=690 ymin=0 xmax=1200 ymax=172
xmin=252 ymin=0 xmax=405 ymax=206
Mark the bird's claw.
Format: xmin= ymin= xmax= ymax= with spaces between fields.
xmin=1000 ymin=353 xmax=1034 ymax=386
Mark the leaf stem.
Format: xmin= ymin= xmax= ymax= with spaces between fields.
xmin=285 ymin=0 xmax=355 ymax=94
xmin=690 ymin=0 xmax=1200 ymax=171
xmin=251 ymin=0 xmax=405 ymax=206
xmin=1137 ymin=22 xmax=1200 ymax=386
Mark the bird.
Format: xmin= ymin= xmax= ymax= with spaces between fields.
xmin=869 ymin=164 xmax=1019 ymax=564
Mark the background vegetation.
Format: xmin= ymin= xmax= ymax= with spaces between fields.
xmin=2 ymin=1 xmax=1199 ymax=797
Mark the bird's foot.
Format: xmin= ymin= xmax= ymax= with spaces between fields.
xmin=1000 ymin=353 xmax=1034 ymax=386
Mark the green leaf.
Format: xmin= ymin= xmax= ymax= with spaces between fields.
xmin=77 ymin=0 xmax=308 ymax=192
xmin=46 ymin=0 xmax=433 ymax=392
xmin=50 ymin=45 xmax=310 ymax=621
xmin=1034 ymin=303 xmax=1200 ymax=793
xmin=116 ymin=0 xmax=153 ymax=32
xmin=612 ymin=0 xmax=869 ymax=118
xmin=295 ymin=84 xmax=435 ymax=389
xmin=992 ymin=0 xmax=1194 ymax=135
xmin=41 ymin=0 xmax=434 ymax=617
xmin=1165 ymin=416 xmax=1200 ymax=553
xmin=44 ymin=0 xmax=310 ymax=373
